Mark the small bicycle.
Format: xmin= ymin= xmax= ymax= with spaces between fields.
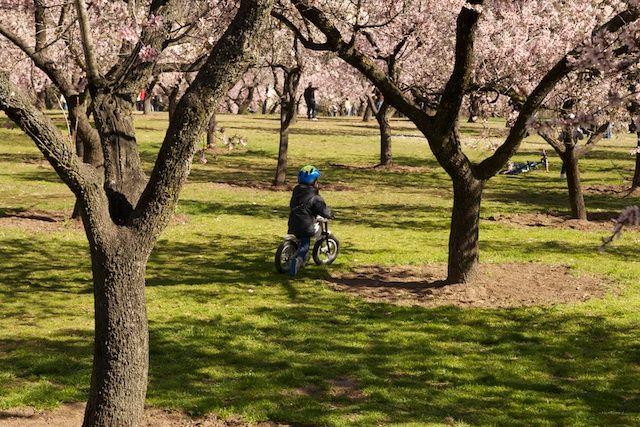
xmin=275 ymin=216 xmax=340 ymax=273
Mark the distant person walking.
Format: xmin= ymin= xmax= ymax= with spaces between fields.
xmin=304 ymin=82 xmax=318 ymax=120
xmin=343 ymin=98 xmax=352 ymax=116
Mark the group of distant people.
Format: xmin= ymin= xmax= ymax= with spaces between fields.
xmin=135 ymin=89 xmax=164 ymax=112
xmin=303 ymin=82 xmax=365 ymax=120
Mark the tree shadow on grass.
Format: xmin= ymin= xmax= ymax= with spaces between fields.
xmin=1 ymin=236 xmax=639 ymax=425
xmin=144 ymin=302 xmax=640 ymax=426
xmin=176 ymin=199 xmax=452 ymax=232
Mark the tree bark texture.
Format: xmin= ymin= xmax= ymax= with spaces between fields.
xmin=237 ymin=85 xmax=256 ymax=114
xmin=362 ymin=102 xmax=372 ymax=122
xmin=274 ymin=67 xmax=301 ymax=186
xmin=67 ymin=95 xmax=104 ymax=219
xmin=206 ymin=112 xmax=217 ymax=147
xmin=633 ymin=132 xmax=640 ymax=189
xmin=167 ymin=86 xmax=179 ymax=122
xmin=92 ymin=93 xmax=147 ymax=223
xmin=375 ymin=101 xmax=392 ymax=166
xmin=83 ymin=231 xmax=151 ymax=427
xmin=447 ymin=176 xmax=484 ymax=283
xmin=561 ymin=148 xmax=587 ymax=220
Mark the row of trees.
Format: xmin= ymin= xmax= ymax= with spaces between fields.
xmin=2 ymin=0 xmax=640 ymax=425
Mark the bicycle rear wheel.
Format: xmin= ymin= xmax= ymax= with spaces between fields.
xmin=275 ymin=240 xmax=298 ymax=273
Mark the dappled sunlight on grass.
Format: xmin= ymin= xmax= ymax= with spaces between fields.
xmin=1 ymin=113 xmax=639 ymax=425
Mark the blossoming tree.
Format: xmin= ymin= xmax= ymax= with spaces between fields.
xmin=275 ymin=0 xmax=640 ymax=283
xmin=0 ymin=0 xmax=273 ymax=425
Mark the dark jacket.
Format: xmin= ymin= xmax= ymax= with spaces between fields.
xmin=288 ymin=184 xmax=333 ymax=237
xmin=303 ymin=86 xmax=317 ymax=104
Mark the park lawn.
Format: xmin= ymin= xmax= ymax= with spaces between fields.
xmin=0 ymin=112 xmax=639 ymax=426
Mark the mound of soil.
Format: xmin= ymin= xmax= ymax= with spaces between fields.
xmin=326 ymin=263 xmax=613 ymax=309
xmin=485 ymin=211 xmax=623 ymax=231
xmin=0 ymin=404 xmax=282 ymax=427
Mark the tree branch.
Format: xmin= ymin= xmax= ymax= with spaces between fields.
xmin=0 ymin=73 xmax=98 ymax=196
xmin=133 ymin=0 xmax=273 ymax=239
xmin=434 ymin=0 xmax=484 ymax=136
xmin=538 ymin=130 xmax=565 ymax=154
xmin=271 ymin=10 xmax=332 ymax=50
xmin=578 ymin=122 xmax=609 ymax=157
xmin=287 ymin=0 xmax=428 ymax=128
xmin=475 ymin=6 xmax=640 ymax=179
xmin=74 ymin=0 xmax=101 ymax=83
xmin=0 ymin=25 xmax=76 ymax=96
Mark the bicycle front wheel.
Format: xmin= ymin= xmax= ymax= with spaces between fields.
xmin=312 ymin=234 xmax=339 ymax=265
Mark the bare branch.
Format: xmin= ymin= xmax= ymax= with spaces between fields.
xmin=74 ymin=0 xmax=101 ymax=82
xmin=0 ymin=73 xmax=96 ymax=194
xmin=271 ymin=10 xmax=332 ymax=50
xmin=434 ymin=0 xmax=484 ymax=136
xmin=538 ymin=130 xmax=565 ymax=154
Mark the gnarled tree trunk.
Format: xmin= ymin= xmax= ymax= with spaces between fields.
xmin=237 ymin=85 xmax=256 ymax=114
xmin=92 ymin=92 xmax=147 ymax=222
xmin=67 ymin=94 xmax=103 ymax=219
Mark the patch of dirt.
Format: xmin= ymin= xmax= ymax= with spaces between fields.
xmin=0 ymin=210 xmax=81 ymax=232
xmin=0 ymin=404 xmax=284 ymax=427
xmin=326 ymin=263 xmax=613 ymax=309
xmin=585 ymin=184 xmax=640 ymax=197
xmin=485 ymin=211 xmax=628 ymax=231
xmin=327 ymin=377 xmax=366 ymax=402
xmin=330 ymin=163 xmax=431 ymax=174
xmin=0 ymin=210 xmax=189 ymax=232
xmin=212 ymin=181 xmax=354 ymax=192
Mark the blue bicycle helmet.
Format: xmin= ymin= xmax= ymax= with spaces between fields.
xmin=298 ymin=165 xmax=321 ymax=184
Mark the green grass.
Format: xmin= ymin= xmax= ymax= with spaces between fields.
xmin=1 ymin=112 xmax=639 ymax=426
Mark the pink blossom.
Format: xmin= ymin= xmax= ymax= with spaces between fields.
xmin=120 ymin=27 xmax=139 ymax=44
xmin=142 ymin=14 xmax=165 ymax=32
xmin=138 ymin=45 xmax=159 ymax=63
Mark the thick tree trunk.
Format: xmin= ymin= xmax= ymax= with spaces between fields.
xmin=83 ymin=232 xmax=150 ymax=427
xmin=143 ymin=97 xmax=153 ymax=114
xmin=467 ymin=94 xmax=480 ymax=123
xmin=167 ymin=87 xmax=179 ymax=122
xmin=447 ymin=176 xmax=484 ymax=284
xmin=561 ymin=149 xmax=587 ymax=220
xmin=376 ymin=102 xmax=392 ymax=166
xmin=633 ymin=132 xmax=640 ymax=189
xmin=274 ymin=113 xmax=290 ymax=186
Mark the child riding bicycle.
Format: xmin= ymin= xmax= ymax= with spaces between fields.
xmin=287 ymin=165 xmax=334 ymax=277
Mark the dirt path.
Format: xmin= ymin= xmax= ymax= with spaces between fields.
xmin=326 ymin=263 xmax=614 ymax=309
xmin=0 ymin=404 xmax=283 ymax=427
